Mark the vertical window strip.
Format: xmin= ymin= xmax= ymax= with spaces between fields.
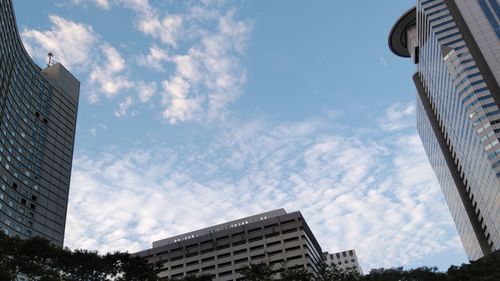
xmin=478 ymin=0 xmax=500 ymax=39
xmin=487 ymin=0 xmax=500 ymax=20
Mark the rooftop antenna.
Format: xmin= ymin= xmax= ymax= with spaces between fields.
xmin=47 ymin=52 xmax=54 ymax=67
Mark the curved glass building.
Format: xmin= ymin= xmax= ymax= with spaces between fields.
xmin=0 ymin=0 xmax=79 ymax=246
xmin=389 ymin=0 xmax=500 ymax=261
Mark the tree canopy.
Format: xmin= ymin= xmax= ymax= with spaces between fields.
xmin=236 ymin=253 xmax=500 ymax=281
xmin=1 ymin=232 xmax=499 ymax=281
xmin=0 ymin=232 xmax=158 ymax=281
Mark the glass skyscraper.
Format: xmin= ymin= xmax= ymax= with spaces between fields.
xmin=0 ymin=0 xmax=79 ymax=247
xmin=389 ymin=0 xmax=500 ymax=261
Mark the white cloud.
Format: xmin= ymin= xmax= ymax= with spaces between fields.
xmin=89 ymin=124 xmax=108 ymax=136
xmin=89 ymin=44 xmax=134 ymax=101
xmin=137 ymin=44 xmax=170 ymax=72
xmin=117 ymin=0 xmax=183 ymax=47
xmin=20 ymin=16 xmax=142 ymax=105
xmin=66 ymin=108 xmax=463 ymax=270
xmin=140 ymin=14 xmax=183 ymax=47
xmin=70 ymin=0 xmax=111 ymax=9
xmin=379 ymin=102 xmax=416 ymax=132
xmin=161 ymin=76 xmax=201 ymax=123
xmin=21 ymin=15 xmax=98 ymax=70
xmin=219 ymin=9 xmax=252 ymax=54
xmin=114 ymin=96 xmax=134 ymax=117
xmin=94 ymin=0 xmax=111 ymax=9
xmin=136 ymin=81 xmax=157 ymax=103
xmin=159 ymin=8 xmax=252 ymax=124
xmin=172 ymin=55 xmax=201 ymax=83
xmin=55 ymin=0 xmax=252 ymax=123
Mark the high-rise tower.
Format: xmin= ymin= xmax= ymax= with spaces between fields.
xmin=389 ymin=0 xmax=500 ymax=261
xmin=0 ymin=0 xmax=79 ymax=247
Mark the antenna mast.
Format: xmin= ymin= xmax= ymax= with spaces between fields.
xmin=47 ymin=52 xmax=54 ymax=67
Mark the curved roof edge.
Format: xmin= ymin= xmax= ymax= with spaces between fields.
xmin=388 ymin=7 xmax=417 ymax=58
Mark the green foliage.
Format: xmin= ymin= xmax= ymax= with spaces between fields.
xmin=239 ymin=261 xmax=275 ymax=281
xmin=162 ymin=274 xmax=213 ymax=281
xmin=0 ymin=231 xmax=159 ymax=281
xmin=406 ymin=266 xmax=447 ymax=281
xmin=364 ymin=267 xmax=405 ymax=281
xmin=118 ymin=255 xmax=162 ymax=281
xmin=238 ymin=261 xmax=360 ymax=281
xmin=316 ymin=262 xmax=359 ymax=281
xmin=238 ymin=253 xmax=500 ymax=281
xmin=447 ymin=251 xmax=500 ymax=281
xmin=2 ymin=231 xmax=500 ymax=281
xmin=364 ymin=266 xmax=449 ymax=281
xmin=280 ymin=266 xmax=313 ymax=281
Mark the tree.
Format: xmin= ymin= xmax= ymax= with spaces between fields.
xmin=280 ymin=266 xmax=313 ymax=281
xmin=0 ymin=232 xmax=159 ymax=281
xmin=118 ymin=254 xmax=161 ymax=281
xmin=316 ymin=262 xmax=359 ymax=281
xmin=405 ymin=266 xmax=447 ymax=281
xmin=3 ymin=231 xmax=500 ymax=281
xmin=239 ymin=261 xmax=275 ymax=281
xmin=447 ymin=251 xmax=500 ymax=281
xmin=0 ymin=232 xmax=20 ymax=280
xmin=58 ymin=249 xmax=109 ymax=280
xmin=163 ymin=274 xmax=213 ymax=281
xmin=363 ymin=267 xmax=405 ymax=281
xmin=0 ymin=233 xmax=62 ymax=280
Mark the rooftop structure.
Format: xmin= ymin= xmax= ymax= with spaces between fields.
xmin=153 ymin=209 xmax=287 ymax=248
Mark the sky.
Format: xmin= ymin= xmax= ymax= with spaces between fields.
xmin=13 ymin=0 xmax=468 ymax=272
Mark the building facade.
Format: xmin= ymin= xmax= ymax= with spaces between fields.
xmin=136 ymin=209 xmax=326 ymax=280
xmin=0 ymin=0 xmax=79 ymax=247
xmin=389 ymin=0 xmax=500 ymax=261
xmin=323 ymin=249 xmax=363 ymax=275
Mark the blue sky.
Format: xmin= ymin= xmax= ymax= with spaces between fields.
xmin=14 ymin=0 xmax=468 ymax=271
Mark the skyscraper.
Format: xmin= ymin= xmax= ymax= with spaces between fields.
xmin=389 ymin=0 xmax=499 ymax=261
xmin=0 ymin=0 xmax=79 ymax=247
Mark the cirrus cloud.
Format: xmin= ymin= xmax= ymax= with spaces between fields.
xmin=66 ymin=105 xmax=464 ymax=270
xmin=23 ymin=0 xmax=252 ymax=123
xmin=20 ymin=15 xmax=136 ymax=105
xmin=21 ymin=15 xmax=98 ymax=70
